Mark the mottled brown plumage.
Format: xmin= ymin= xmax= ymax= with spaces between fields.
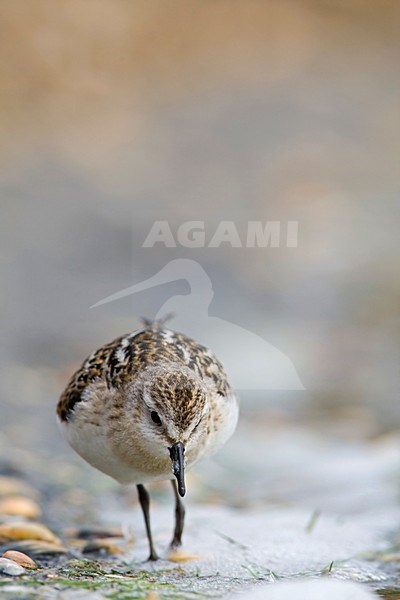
xmin=57 ymin=320 xmax=238 ymax=560
xmin=57 ymin=324 xmax=230 ymax=422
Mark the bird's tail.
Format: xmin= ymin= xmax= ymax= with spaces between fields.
xmin=140 ymin=313 xmax=175 ymax=328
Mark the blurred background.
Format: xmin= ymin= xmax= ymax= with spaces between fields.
xmin=0 ymin=0 xmax=399 ymax=577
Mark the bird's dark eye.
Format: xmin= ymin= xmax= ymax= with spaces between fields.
xmin=151 ymin=411 xmax=162 ymax=425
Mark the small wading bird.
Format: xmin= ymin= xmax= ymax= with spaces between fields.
xmin=57 ymin=319 xmax=239 ymax=560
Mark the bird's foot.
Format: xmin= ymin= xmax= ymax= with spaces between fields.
xmin=169 ymin=535 xmax=182 ymax=550
xmin=170 ymin=537 xmax=182 ymax=550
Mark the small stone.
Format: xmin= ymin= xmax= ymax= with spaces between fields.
xmin=167 ymin=549 xmax=203 ymax=562
xmin=65 ymin=526 xmax=123 ymax=540
xmin=144 ymin=592 xmax=160 ymax=600
xmin=0 ymin=557 xmax=25 ymax=576
xmin=2 ymin=550 xmax=38 ymax=569
xmin=0 ymin=496 xmax=41 ymax=518
xmin=0 ymin=540 xmax=67 ymax=557
xmin=381 ymin=552 xmax=400 ymax=562
xmin=0 ymin=522 xmax=61 ymax=545
xmin=0 ymin=476 xmax=38 ymax=499
xmin=81 ymin=538 xmax=123 ymax=555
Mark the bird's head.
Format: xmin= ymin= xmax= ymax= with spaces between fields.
xmin=132 ymin=365 xmax=210 ymax=496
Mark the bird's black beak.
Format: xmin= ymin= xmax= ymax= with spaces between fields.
xmin=169 ymin=441 xmax=186 ymax=497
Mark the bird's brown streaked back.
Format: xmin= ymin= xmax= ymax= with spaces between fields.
xmin=57 ymin=323 xmax=231 ymax=422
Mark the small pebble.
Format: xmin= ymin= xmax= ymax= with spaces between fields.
xmin=0 ymin=496 xmax=41 ymax=518
xmin=167 ymin=549 xmax=203 ymax=562
xmin=0 ymin=557 xmax=25 ymax=576
xmin=145 ymin=592 xmax=160 ymax=600
xmin=0 ymin=522 xmax=61 ymax=544
xmin=81 ymin=538 xmax=123 ymax=555
xmin=0 ymin=476 xmax=38 ymax=499
xmin=2 ymin=550 xmax=38 ymax=569
xmin=381 ymin=552 xmax=400 ymax=562
xmin=67 ymin=527 xmax=123 ymax=540
xmin=0 ymin=539 xmax=67 ymax=557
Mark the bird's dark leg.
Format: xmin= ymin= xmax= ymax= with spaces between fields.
xmin=137 ymin=484 xmax=159 ymax=561
xmin=170 ymin=479 xmax=185 ymax=549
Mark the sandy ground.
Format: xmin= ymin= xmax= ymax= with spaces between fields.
xmin=0 ymin=406 xmax=399 ymax=598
